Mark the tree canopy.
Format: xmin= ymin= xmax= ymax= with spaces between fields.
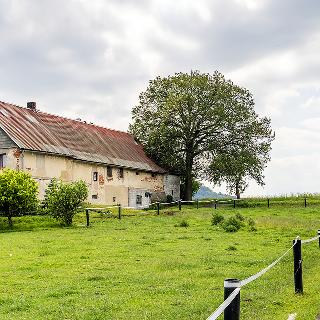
xmin=129 ymin=70 xmax=274 ymax=200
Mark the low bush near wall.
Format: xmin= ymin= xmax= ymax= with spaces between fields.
xmin=43 ymin=179 xmax=88 ymax=226
xmin=0 ymin=168 xmax=38 ymax=227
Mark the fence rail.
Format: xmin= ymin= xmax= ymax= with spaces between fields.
xmin=150 ymin=196 xmax=320 ymax=213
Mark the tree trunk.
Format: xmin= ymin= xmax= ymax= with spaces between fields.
xmin=183 ymin=155 xmax=193 ymax=201
xmin=8 ymin=215 xmax=13 ymax=228
xmin=235 ymin=182 xmax=241 ymax=199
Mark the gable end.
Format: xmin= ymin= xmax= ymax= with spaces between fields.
xmin=0 ymin=127 xmax=17 ymax=149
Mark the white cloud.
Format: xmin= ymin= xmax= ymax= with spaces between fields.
xmin=300 ymin=117 xmax=320 ymax=132
xmin=0 ymin=0 xmax=320 ymax=195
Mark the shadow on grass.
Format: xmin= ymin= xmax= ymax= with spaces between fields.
xmin=0 ymin=215 xmax=69 ymax=233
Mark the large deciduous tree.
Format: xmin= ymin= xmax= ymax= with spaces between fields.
xmin=129 ymin=71 xmax=274 ymax=200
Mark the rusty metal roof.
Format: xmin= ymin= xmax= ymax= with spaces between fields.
xmin=0 ymin=101 xmax=166 ymax=173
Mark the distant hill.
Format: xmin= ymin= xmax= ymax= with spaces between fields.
xmin=193 ymin=185 xmax=232 ymax=200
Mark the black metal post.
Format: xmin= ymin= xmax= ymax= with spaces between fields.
xmin=196 ymin=200 xmax=199 ymax=209
xmin=86 ymin=209 xmax=89 ymax=227
xmin=293 ymin=238 xmax=303 ymax=293
xmin=224 ymin=279 xmax=240 ymax=320
xmin=318 ymin=230 xmax=320 ymax=248
xmin=118 ymin=204 xmax=121 ymax=219
xmin=215 ymin=200 xmax=217 ymax=210
xmin=304 ymin=198 xmax=307 ymax=208
xmin=179 ymin=200 xmax=181 ymax=211
xmin=157 ymin=202 xmax=160 ymax=215
xmin=267 ymin=198 xmax=270 ymax=208
xmin=233 ymin=200 xmax=236 ymax=209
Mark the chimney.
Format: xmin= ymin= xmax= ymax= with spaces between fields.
xmin=27 ymin=102 xmax=36 ymax=110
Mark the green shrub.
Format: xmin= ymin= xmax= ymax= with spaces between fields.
xmin=44 ymin=179 xmax=88 ymax=226
xmin=0 ymin=168 xmax=38 ymax=227
xmin=222 ymin=216 xmax=242 ymax=232
xmin=212 ymin=212 xmax=225 ymax=225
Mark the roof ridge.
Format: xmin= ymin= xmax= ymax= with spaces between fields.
xmin=0 ymin=100 xmax=131 ymax=137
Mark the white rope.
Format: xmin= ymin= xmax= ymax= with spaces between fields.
xmin=240 ymin=239 xmax=298 ymax=287
xmin=301 ymin=235 xmax=319 ymax=244
xmin=205 ymin=234 xmax=320 ymax=319
xmin=206 ymin=240 xmax=297 ymax=319
xmin=206 ymin=288 xmax=240 ymax=320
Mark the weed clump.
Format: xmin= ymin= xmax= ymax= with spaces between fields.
xmin=226 ymin=245 xmax=237 ymax=251
xmin=211 ymin=211 xmax=257 ymax=233
xmin=211 ymin=212 xmax=225 ymax=225
xmin=235 ymin=212 xmax=245 ymax=222
xmin=247 ymin=218 xmax=257 ymax=231
xmin=222 ymin=216 xmax=242 ymax=232
xmin=176 ymin=220 xmax=189 ymax=228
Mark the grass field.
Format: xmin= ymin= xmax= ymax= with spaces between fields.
xmin=0 ymin=206 xmax=319 ymax=319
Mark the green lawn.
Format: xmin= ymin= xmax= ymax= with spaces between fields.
xmin=0 ymin=206 xmax=319 ymax=319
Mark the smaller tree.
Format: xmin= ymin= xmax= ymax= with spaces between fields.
xmin=0 ymin=169 xmax=38 ymax=227
xmin=207 ymin=115 xmax=274 ymax=199
xmin=44 ymin=179 xmax=88 ymax=226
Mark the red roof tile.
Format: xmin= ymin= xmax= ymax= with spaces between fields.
xmin=0 ymin=101 xmax=165 ymax=173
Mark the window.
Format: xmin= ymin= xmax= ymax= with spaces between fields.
xmin=113 ymin=197 xmax=116 ymax=202
xmin=107 ymin=166 xmax=112 ymax=177
xmin=0 ymin=154 xmax=4 ymax=169
xmin=92 ymin=194 xmax=98 ymax=199
xmin=136 ymin=171 xmax=140 ymax=175
xmin=93 ymin=172 xmax=98 ymax=181
xmin=136 ymin=195 xmax=142 ymax=205
xmin=119 ymin=168 xmax=124 ymax=178
xmin=151 ymin=173 xmax=156 ymax=178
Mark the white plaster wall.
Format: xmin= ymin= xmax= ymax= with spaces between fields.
xmin=163 ymin=174 xmax=181 ymax=200
xmin=19 ymin=150 xmax=166 ymax=207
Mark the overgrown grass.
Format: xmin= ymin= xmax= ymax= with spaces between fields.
xmin=0 ymin=206 xmax=320 ymax=319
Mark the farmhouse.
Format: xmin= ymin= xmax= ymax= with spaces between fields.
xmin=0 ymin=101 xmax=180 ymax=208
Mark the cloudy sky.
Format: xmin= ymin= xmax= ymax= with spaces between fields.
xmin=0 ymin=0 xmax=319 ymax=196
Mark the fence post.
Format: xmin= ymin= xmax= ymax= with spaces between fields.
xmin=224 ymin=279 xmax=240 ymax=320
xmin=118 ymin=204 xmax=121 ymax=220
xmin=318 ymin=230 xmax=320 ymax=248
xmin=215 ymin=200 xmax=217 ymax=210
xmin=293 ymin=238 xmax=303 ymax=293
xmin=86 ymin=209 xmax=90 ymax=227
xmin=157 ymin=202 xmax=160 ymax=215
xmin=233 ymin=200 xmax=236 ymax=209
xmin=304 ymin=198 xmax=307 ymax=208
xmin=179 ymin=200 xmax=181 ymax=211
xmin=196 ymin=199 xmax=199 ymax=209
xmin=267 ymin=198 xmax=270 ymax=208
